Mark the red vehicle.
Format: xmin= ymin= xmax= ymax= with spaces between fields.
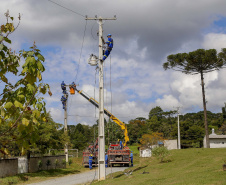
xmin=82 ymin=140 xmax=98 ymax=167
xmin=107 ymin=144 xmax=130 ymax=167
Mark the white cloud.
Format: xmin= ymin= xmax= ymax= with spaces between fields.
xmin=155 ymin=95 xmax=181 ymax=110
xmin=48 ymin=107 xmax=63 ymax=123
xmin=202 ymin=33 xmax=226 ymax=51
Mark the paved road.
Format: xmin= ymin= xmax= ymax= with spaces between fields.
xmin=28 ymin=167 xmax=128 ymax=185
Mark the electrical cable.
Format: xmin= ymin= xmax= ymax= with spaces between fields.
xmin=110 ymin=55 xmax=112 ymax=114
xmin=94 ymin=66 xmax=98 ymax=118
xmin=67 ymin=19 xmax=87 ymax=115
xmin=91 ymin=21 xmax=98 ymax=40
xmin=74 ymin=19 xmax=88 ymax=82
xmin=48 ymin=0 xmax=85 ymax=17
xmin=104 ymin=61 xmax=108 ymax=112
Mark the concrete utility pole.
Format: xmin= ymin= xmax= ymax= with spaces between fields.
xmin=176 ymin=107 xmax=181 ymax=149
xmin=64 ymin=93 xmax=69 ymax=162
xmin=85 ymin=15 xmax=116 ymax=181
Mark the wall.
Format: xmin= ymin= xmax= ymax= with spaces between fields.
xmin=29 ymin=155 xmax=66 ymax=173
xmin=0 ymin=155 xmax=66 ymax=178
xmin=140 ymin=149 xmax=151 ymax=157
xmin=210 ymin=138 xmax=226 ymax=148
xmin=204 ymin=136 xmax=226 ymax=148
xmin=164 ymin=140 xmax=178 ymax=150
xmin=0 ymin=158 xmax=18 ymax=178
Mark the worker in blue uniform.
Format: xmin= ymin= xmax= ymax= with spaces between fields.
xmin=105 ymin=153 xmax=108 ymax=167
xmin=130 ymin=151 xmax=133 ymax=167
xmin=103 ymin=34 xmax=113 ymax=61
xmin=89 ymin=154 xmax=93 ymax=170
xmin=61 ymin=81 xmax=66 ymax=91
xmin=119 ymin=140 xmax=123 ymax=150
xmin=61 ymin=95 xmax=67 ymax=109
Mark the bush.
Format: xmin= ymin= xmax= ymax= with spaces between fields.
xmin=46 ymin=159 xmax=51 ymax=170
xmin=62 ymin=159 xmax=66 ymax=168
xmin=152 ymin=146 xmax=170 ymax=162
xmin=68 ymin=158 xmax=72 ymax=166
xmin=38 ymin=160 xmax=43 ymax=170
xmin=54 ymin=159 xmax=59 ymax=169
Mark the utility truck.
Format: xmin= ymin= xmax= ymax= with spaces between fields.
xmin=69 ymin=82 xmax=130 ymax=167
xmin=82 ymin=139 xmax=98 ymax=167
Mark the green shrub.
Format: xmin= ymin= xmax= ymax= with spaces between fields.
xmin=68 ymin=158 xmax=72 ymax=166
xmin=46 ymin=159 xmax=51 ymax=170
xmin=38 ymin=160 xmax=43 ymax=170
xmin=54 ymin=159 xmax=59 ymax=169
xmin=152 ymin=146 xmax=170 ymax=162
xmin=62 ymin=159 xmax=66 ymax=168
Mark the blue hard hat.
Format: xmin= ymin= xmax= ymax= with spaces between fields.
xmin=107 ymin=34 xmax=111 ymax=36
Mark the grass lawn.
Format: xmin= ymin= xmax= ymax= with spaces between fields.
xmin=95 ymin=147 xmax=226 ymax=185
xmin=1 ymin=147 xmax=226 ymax=185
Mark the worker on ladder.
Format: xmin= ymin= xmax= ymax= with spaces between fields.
xmin=103 ymin=34 xmax=113 ymax=61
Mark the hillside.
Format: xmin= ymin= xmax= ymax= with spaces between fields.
xmin=95 ymin=148 xmax=226 ymax=185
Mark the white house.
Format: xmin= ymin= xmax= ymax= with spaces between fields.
xmin=203 ymin=128 xmax=226 ymax=148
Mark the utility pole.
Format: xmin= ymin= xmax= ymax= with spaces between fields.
xmin=85 ymin=15 xmax=116 ymax=181
xmin=176 ymin=107 xmax=181 ymax=149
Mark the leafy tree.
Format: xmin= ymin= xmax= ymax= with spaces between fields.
xmin=140 ymin=132 xmax=164 ymax=149
xmin=147 ymin=115 xmax=161 ymax=132
xmin=127 ymin=118 xmax=147 ymax=144
xmin=163 ymin=48 xmax=226 ymax=148
xmin=30 ymin=113 xmax=65 ymax=155
xmin=0 ymin=11 xmax=52 ymax=157
xmin=68 ymin=124 xmax=92 ymax=150
xmin=219 ymin=123 xmax=226 ymax=134
xmin=149 ymin=106 xmax=163 ymax=120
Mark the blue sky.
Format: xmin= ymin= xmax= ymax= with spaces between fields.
xmin=2 ymin=0 xmax=226 ymax=126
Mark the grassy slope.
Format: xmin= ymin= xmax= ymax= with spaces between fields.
xmin=95 ymin=148 xmax=226 ymax=185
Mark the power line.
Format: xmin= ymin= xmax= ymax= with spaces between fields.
xmin=75 ymin=19 xmax=88 ymax=82
xmin=48 ymin=0 xmax=85 ymax=17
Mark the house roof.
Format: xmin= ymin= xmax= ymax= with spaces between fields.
xmin=209 ymin=135 xmax=226 ymax=139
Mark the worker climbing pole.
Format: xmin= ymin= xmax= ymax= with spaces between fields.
xmin=60 ymin=81 xmax=69 ymax=162
xmin=61 ymin=81 xmax=68 ymax=109
xmin=103 ymin=34 xmax=113 ymax=61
